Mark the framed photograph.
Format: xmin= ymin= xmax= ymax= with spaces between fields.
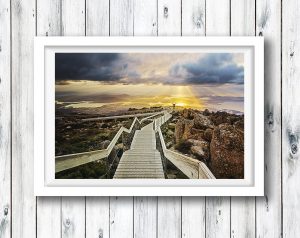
xmin=34 ymin=37 xmax=264 ymax=196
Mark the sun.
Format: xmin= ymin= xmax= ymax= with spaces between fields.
xmin=176 ymin=102 xmax=187 ymax=107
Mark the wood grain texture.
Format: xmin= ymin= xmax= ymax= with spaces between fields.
xmin=11 ymin=0 xmax=36 ymax=237
xmin=110 ymin=0 xmax=134 ymax=36
xmin=110 ymin=197 xmax=133 ymax=238
xmin=182 ymin=0 xmax=205 ymax=36
xmin=157 ymin=197 xmax=181 ymax=238
xmin=206 ymin=197 xmax=230 ymax=238
xmin=36 ymin=1 xmax=62 ymax=237
xmin=0 ymin=0 xmax=10 ymax=237
xmin=205 ymin=1 xmax=231 ymax=237
xmin=62 ymin=0 xmax=85 ymax=36
xmin=37 ymin=197 xmax=61 ymax=238
xmin=134 ymin=0 xmax=157 ymax=36
xmin=86 ymin=197 xmax=109 ymax=238
xmin=86 ymin=0 xmax=109 ymax=36
xmin=134 ymin=197 xmax=157 ymax=238
xmin=256 ymin=0 xmax=282 ymax=237
xmin=182 ymin=197 xmax=205 ymax=238
xmin=206 ymin=0 xmax=230 ymax=36
xmin=62 ymin=197 xmax=85 ymax=238
xmin=230 ymin=1 xmax=256 ymax=237
xmin=282 ymin=0 xmax=300 ymax=237
xmin=157 ymin=0 xmax=181 ymax=35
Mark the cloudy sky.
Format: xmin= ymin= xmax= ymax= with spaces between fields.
xmin=55 ymin=52 xmax=244 ymax=113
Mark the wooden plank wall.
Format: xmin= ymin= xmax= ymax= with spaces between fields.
xmin=1 ymin=0 xmax=297 ymax=237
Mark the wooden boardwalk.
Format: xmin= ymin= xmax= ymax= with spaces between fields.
xmin=113 ymin=123 xmax=165 ymax=179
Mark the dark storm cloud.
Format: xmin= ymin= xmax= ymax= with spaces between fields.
xmin=170 ymin=53 xmax=244 ymax=85
xmin=55 ymin=53 xmax=123 ymax=82
xmin=55 ymin=92 xmax=131 ymax=103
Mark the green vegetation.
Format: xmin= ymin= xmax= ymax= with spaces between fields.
xmin=55 ymin=160 xmax=107 ymax=179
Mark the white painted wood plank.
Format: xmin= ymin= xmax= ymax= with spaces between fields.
xmin=230 ymin=1 xmax=256 ymax=237
xmin=134 ymin=0 xmax=157 ymax=36
xmin=182 ymin=0 xmax=205 ymax=36
xmin=206 ymin=0 xmax=230 ymax=36
xmin=36 ymin=0 xmax=62 ymax=36
xmin=36 ymin=1 xmax=62 ymax=238
xmin=61 ymin=1 xmax=86 ymax=238
xmin=62 ymin=197 xmax=85 ymax=238
xmin=62 ymin=0 xmax=85 ymax=36
xmin=86 ymin=197 xmax=109 ymax=238
xmin=157 ymin=0 xmax=181 ymax=35
xmin=110 ymin=0 xmax=134 ymax=36
xmin=231 ymin=0 xmax=255 ymax=36
xmin=181 ymin=1 xmax=206 ymax=237
xmin=86 ymin=0 xmax=109 ymax=36
xmin=206 ymin=198 xmax=230 ymax=238
xmin=182 ymin=197 xmax=205 ymax=238
xmin=231 ymin=197 xmax=255 ymax=238
xmin=282 ymin=0 xmax=300 ymax=237
xmin=11 ymin=0 xmax=36 ymax=237
xmin=256 ymin=0 xmax=282 ymax=237
xmin=84 ymin=2 xmax=110 ymax=238
xmin=134 ymin=197 xmax=157 ymax=238
xmin=205 ymin=2 xmax=231 ymax=237
xmin=37 ymin=197 xmax=61 ymax=238
xmin=0 ymin=0 xmax=10 ymax=237
xmin=110 ymin=197 xmax=133 ymax=238
xmin=157 ymin=197 xmax=181 ymax=238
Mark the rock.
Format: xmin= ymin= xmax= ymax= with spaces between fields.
xmin=193 ymin=113 xmax=214 ymax=130
xmin=99 ymin=140 xmax=111 ymax=149
xmin=234 ymin=120 xmax=244 ymax=130
xmin=203 ymin=128 xmax=213 ymax=142
xmin=175 ymin=119 xmax=194 ymax=143
xmin=187 ymin=139 xmax=210 ymax=161
xmin=210 ymin=124 xmax=244 ymax=179
xmin=182 ymin=108 xmax=194 ymax=119
xmin=190 ymin=128 xmax=204 ymax=140
xmin=203 ymin=109 xmax=210 ymax=116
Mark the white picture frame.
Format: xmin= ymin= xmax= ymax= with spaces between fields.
xmin=34 ymin=36 xmax=264 ymax=196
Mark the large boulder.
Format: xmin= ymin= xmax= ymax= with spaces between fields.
xmin=210 ymin=123 xmax=244 ymax=179
xmin=187 ymin=139 xmax=210 ymax=161
xmin=193 ymin=113 xmax=214 ymax=130
xmin=175 ymin=119 xmax=194 ymax=143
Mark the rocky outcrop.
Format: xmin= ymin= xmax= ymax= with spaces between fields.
xmin=175 ymin=119 xmax=194 ymax=143
xmin=188 ymin=139 xmax=210 ymax=162
xmin=193 ymin=113 xmax=214 ymax=130
xmin=210 ymin=123 xmax=244 ymax=179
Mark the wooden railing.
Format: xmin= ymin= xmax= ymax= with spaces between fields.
xmin=55 ymin=111 xmax=165 ymax=173
xmin=155 ymin=112 xmax=216 ymax=179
